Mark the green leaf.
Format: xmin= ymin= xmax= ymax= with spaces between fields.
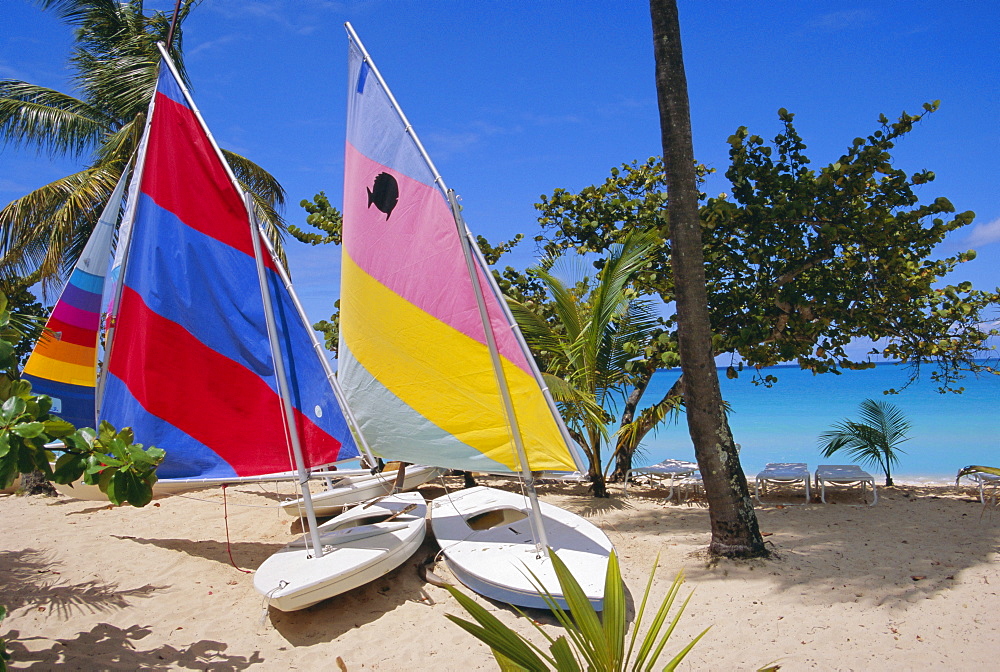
xmin=125 ymin=475 xmax=153 ymax=508
xmin=12 ymin=421 xmax=45 ymax=438
xmin=548 ymin=636 xmax=580 ymax=672
xmin=43 ymin=418 xmax=76 ymax=437
xmin=442 ymin=585 xmax=554 ymax=670
xmin=601 ymin=552 xmax=626 ymax=668
xmin=548 ymin=551 xmax=609 ymax=667
xmin=0 ymin=433 xmax=9 ymax=459
xmin=106 ymin=471 xmax=127 ymax=506
xmin=442 ymin=614 xmax=549 ymax=671
xmin=2 ymin=396 xmax=27 ymax=421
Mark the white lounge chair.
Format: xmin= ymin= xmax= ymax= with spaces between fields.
xmin=623 ymin=459 xmax=700 ymax=501
xmin=755 ymin=462 xmax=810 ymax=503
xmin=957 ymin=469 xmax=1000 ymax=504
xmin=814 ymin=464 xmax=877 ymax=506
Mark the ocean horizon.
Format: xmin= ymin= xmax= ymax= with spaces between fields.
xmin=630 ymin=361 xmax=1000 ymax=484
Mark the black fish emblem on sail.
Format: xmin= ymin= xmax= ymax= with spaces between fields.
xmin=367 ymin=172 xmax=399 ymax=220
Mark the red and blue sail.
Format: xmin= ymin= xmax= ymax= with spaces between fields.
xmin=339 ymin=35 xmax=578 ymax=474
xmin=99 ymin=62 xmax=358 ymax=480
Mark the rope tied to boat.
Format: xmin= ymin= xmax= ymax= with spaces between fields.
xmin=221 ymin=484 xmax=252 ymax=574
xmin=260 ymin=581 xmax=288 ymax=625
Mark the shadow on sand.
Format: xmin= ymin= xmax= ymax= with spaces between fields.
xmin=610 ymin=482 xmax=1000 ymax=608
xmin=0 ymin=548 xmax=165 ymax=618
xmin=265 ymin=534 xmax=442 ymax=645
xmin=4 ymin=622 xmax=262 ymax=670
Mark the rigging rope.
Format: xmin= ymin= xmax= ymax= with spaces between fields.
xmin=221 ymin=484 xmax=252 ymax=574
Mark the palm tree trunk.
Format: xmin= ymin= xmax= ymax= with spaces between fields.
xmin=588 ymin=427 xmax=608 ymax=498
xmin=611 ymin=364 xmax=656 ymax=481
xmin=649 ymin=0 xmax=766 ymax=557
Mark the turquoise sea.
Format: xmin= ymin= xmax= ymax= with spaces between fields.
xmin=631 ymin=362 xmax=1000 ymax=483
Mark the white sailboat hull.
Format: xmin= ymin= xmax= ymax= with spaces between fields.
xmin=280 ymin=464 xmax=444 ymax=516
xmin=430 ymin=486 xmax=612 ymax=611
xmin=255 ymin=491 xmax=427 ymax=612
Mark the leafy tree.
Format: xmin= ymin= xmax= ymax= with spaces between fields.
xmin=509 ymin=231 xmax=660 ymax=498
xmin=649 ymin=0 xmax=766 ymax=557
xmin=0 ymin=292 xmax=164 ymax=506
xmin=537 ymin=106 xmax=998 ymax=481
xmin=818 ymin=399 xmax=911 ymax=487
xmin=290 ymin=191 xmax=343 ymax=247
xmin=0 ymin=0 xmax=286 ymax=295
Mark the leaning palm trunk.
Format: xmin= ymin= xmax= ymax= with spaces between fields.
xmin=650 ymin=0 xmax=766 ymax=557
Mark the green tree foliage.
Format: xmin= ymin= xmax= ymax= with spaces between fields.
xmin=290 ymin=191 xmax=343 ymax=246
xmin=509 ymin=231 xmax=660 ymax=497
xmin=818 ymin=398 xmax=911 ymax=487
xmin=444 ymin=549 xmax=708 ymax=671
xmin=0 ymin=292 xmax=164 ymax=506
xmin=534 ymin=104 xmax=999 ymax=479
xmin=0 ymin=0 xmax=287 ymax=294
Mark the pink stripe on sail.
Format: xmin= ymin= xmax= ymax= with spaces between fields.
xmin=50 ymin=301 xmax=100 ymax=331
xmin=343 ymin=143 xmax=531 ymax=374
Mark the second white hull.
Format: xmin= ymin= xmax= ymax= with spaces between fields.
xmin=255 ymin=491 xmax=428 ymax=612
xmin=430 ymin=486 xmax=613 ymax=611
xmin=281 ymin=464 xmax=444 ymax=516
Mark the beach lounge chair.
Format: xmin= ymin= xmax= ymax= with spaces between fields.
xmin=755 ymin=463 xmax=810 ymax=503
xmin=957 ymin=469 xmax=1000 ymax=504
xmin=814 ymin=464 xmax=877 ymax=506
xmin=623 ymin=458 xmax=700 ymax=501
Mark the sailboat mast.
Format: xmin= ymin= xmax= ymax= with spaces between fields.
xmin=345 ymin=23 xmax=559 ymax=552
xmin=257 ymin=233 xmax=378 ymax=468
xmin=246 ymin=196 xmax=327 ymax=558
xmin=461 ymin=229 xmax=589 ymax=474
xmin=445 ymin=190 xmax=550 ymax=553
xmin=152 ymin=42 xmax=326 ymax=557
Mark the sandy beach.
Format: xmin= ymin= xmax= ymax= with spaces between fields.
xmin=2 ymin=474 xmax=999 ymax=670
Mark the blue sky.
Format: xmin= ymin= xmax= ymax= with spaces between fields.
xmin=3 ymin=0 xmax=998 ymax=337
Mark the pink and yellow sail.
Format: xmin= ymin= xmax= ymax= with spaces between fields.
xmin=339 ymin=33 xmax=580 ymax=474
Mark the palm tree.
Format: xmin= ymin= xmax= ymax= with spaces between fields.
xmin=818 ymin=398 xmax=911 ymax=486
xmin=0 ymin=0 xmax=286 ymax=294
xmin=509 ymin=230 xmax=660 ymax=497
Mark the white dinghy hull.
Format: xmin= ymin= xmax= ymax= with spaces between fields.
xmin=255 ymin=491 xmax=427 ymax=611
xmin=281 ymin=464 xmax=444 ymax=516
xmin=431 ymin=486 xmax=612 ymax=611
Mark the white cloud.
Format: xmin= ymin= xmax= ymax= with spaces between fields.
xmin=966 ymin=217 xmax=1000 ymax=247
xmin=186 ymin=35 xmax=240 ymax=58
xmin=806 ymin=10 xmax=873 ymax=32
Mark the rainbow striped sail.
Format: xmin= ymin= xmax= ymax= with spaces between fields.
xmin=339 ymin=33 xmax=580 ymax=474
xmin=99 ymin=57 xmax=359 ymax=480
xmin=21 ymin=169 xmax=128 ymax=429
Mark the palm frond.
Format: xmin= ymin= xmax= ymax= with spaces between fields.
xmin=0 ymin=165 xmax=121 ymax=290
xmin=0 ymin=81 xmax=111 ymax=157
xmin=534 ymin=265 xmax=584 ymax=342
xmin=223 ymin=149 xmax=288 ymax=263
xmin=507 ymin=297 xmax=565 ymax=358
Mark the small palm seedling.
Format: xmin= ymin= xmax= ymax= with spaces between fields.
xmin=444 ymin=549 xmax=708 ymax=671
xmin=818 ymin=399 xmax=911 ymax=487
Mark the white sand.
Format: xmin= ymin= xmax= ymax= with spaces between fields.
xmin=2 ymin=475 xmax=999 ymax=670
